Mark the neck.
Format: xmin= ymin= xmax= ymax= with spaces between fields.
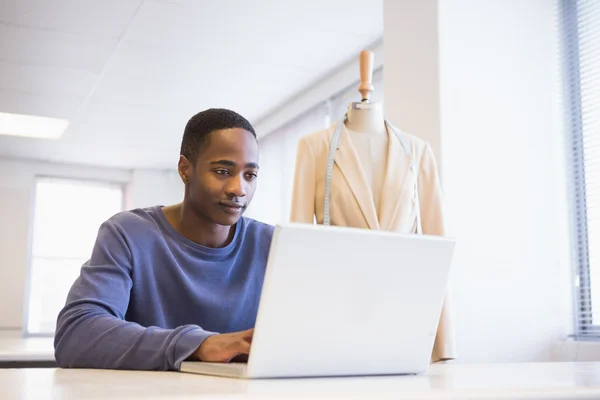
xmin=164 ymin=202 xmax=235 ymax=248
xmin=345 ymin=102 xmax=386 ymax=134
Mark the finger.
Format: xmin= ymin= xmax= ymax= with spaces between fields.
xmin=239 ymin=328 xmax=254 ymax=341
xmin=234 ymin=339 xmax=251 ymax=354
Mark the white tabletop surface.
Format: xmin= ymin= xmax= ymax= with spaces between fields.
xmin=1 ymin=362 xmax=599 ymax=400
xmin=0 ymin=332 xmax=54 ymax=362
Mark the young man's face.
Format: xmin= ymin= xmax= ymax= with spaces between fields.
xmin=179 ymin=128 xmax=259 ymax=226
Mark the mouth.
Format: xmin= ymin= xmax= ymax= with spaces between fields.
xmin=219 ymin=201 xmax=245 ymax=215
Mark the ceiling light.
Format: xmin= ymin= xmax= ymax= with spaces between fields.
xmin=0 ymin=112 xmax=69 ymax=140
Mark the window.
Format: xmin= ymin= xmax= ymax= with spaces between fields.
xmin=560 ymin=0 xmax=600 ymax=339
xmin=26 ymin=177 xmax=123 ymax=335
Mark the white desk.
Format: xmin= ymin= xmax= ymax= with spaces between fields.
xmin=1 ymin=362 xmax=599 ymax=399
xmin=0 ymin=333 xmax=54 ymax=367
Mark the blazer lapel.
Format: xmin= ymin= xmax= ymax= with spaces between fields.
xmin=379 ymin=124 xmax=414 ymax=231
xmin=334 ymin=125 xmax=380 ymax=230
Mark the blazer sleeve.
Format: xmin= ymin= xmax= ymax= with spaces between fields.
xmin=289 ymin=137 xmax=317 ymax=223
xmin=418 ymin=142 xmax=457 ymax=362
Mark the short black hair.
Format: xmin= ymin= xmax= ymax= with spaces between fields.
xmin=180 ymin=108 xmax=257 ymax=163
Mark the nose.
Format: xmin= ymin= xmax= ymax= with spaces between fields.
xmin=225 ymin=174 xmax=246 ymax=198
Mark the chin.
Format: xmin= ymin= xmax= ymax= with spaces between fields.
xmin=216 ymin=215 xmax=242 ymax=226
xmin=214 ymin=209 xmax=244 ymax=226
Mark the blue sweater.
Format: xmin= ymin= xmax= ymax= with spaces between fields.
xmin=54 ymin=205 xmax=274 ymax=371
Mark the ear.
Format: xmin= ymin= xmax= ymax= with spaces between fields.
xmin=178 ymin=155 xmax=191 ymax=185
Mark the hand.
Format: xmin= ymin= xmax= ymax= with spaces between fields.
xmin=194 ymin=328 xmax=253 ymax=363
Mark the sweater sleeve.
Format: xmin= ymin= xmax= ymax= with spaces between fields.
xmin=54 ymin=220 xmax=217 ymax=371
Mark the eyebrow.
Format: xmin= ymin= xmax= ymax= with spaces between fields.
xmin=210 ymin=160 xmax=259 ymax=169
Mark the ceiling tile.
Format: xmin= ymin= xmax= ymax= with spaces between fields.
xmin=0 ymin=0 xmax=142 ymax=38
xmin=0 ymin=61 xmax=98 ymax=98
xmin=0 ymin=24 xmax=118 ymax=74
xmin=0 ymin=90 xmax=81 ymax=119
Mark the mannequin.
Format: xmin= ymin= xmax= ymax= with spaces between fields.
xmin=289 ymin=50 xmax=456 ymax=363
xmin=344 ymin=51 xmax=388 ymax=214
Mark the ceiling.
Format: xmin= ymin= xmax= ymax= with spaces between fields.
xmin=0 ymin=0 xmax=383 ymax=169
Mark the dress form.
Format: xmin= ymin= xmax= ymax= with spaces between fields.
xmin=344 ymin=50 xmax=388 ymax=216
xmin=288 ymin=49 xmax=456 ymax=362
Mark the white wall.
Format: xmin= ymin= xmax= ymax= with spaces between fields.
xmin=0 ymin=158 xmax=184 ymax=331
xmin=383 ymin=0 xmax=442 ymax=164
xmin=244 ymin=130 xmax=286 ymax=225
xmin=385 ymin=0 xmax=576 ymax=363
xmin=126 ymin=169 xmax=183 ymax=209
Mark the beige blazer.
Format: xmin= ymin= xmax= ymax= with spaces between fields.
xmin=289 ymin=121 xmax=456 ymax=362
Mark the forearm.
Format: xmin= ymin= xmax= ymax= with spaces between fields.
xmin=54 ymin=303 xmax=215 ymax=371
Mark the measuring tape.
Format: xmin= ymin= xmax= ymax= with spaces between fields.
xmin=323 ymin=116 xmax=422 ymax=235
xmin=323 ymin=117 xmax=344 ymax=226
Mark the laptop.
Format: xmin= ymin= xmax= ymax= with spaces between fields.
xmin=180 ymin=222 xmax=455 ymax=379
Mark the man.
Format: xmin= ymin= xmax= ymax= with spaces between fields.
xmin=54 ymin=108 xmax=274 ymax=371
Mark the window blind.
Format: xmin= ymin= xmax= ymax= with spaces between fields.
xmin=560 ymin=0 xmax=600 ymax=339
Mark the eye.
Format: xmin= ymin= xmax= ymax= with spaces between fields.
xmin=214 ymin=169 xmax=230 ymax=176
xmin=245 ymin=172 xmax=258 ymax=180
